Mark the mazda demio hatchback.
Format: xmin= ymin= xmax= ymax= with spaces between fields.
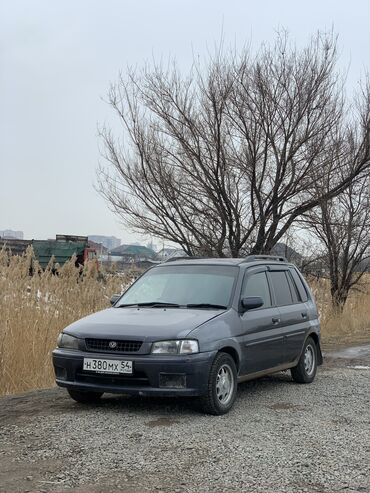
xmin=53 ymin=256 xmax=322 ymax=415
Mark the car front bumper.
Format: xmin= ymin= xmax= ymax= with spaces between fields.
xmin=52 ymin=348 xmax=216 ymax=397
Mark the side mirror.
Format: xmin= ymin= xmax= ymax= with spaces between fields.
xmin=110 ymin=294 xmax=121 ymax=306
xmin=240 ymin=296 xmax=264 ymax=312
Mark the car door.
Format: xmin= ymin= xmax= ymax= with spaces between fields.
xmin=238 ymin=267 xmax=285 ymax=375
xmin=267 ymin=267 xmax=309 ymax=365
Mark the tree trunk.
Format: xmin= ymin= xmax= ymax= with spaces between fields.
xmin=330 ymin=286 xmax=350 ymax=312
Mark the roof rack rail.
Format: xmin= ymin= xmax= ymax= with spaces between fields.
xmin=242 ymin=255 xmax=287 ymax=263
xmin=164 ymin=256 xmax=203 ymax=263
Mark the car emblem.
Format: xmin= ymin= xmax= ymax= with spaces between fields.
xmin=109 ymin=341 xmax=117 ymax=349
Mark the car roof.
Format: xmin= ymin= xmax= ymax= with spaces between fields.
xmin=156 ymin=255 xmax=291 ymax=268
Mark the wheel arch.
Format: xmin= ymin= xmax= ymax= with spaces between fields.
xmin=306 ymin=331 xmax=323 ymax=365
xmin=217 ymin=346 xmax=240 ymax=372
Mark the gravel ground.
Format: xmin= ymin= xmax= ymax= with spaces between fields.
xmin=0 ymin=346 xmax=369 ymax=493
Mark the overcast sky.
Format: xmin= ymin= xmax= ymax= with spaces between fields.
xmin=1 ymin=0 xmax=369 ymax=244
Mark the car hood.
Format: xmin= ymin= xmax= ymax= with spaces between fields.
xmin=64 ymin=307 xmax=225 ymax=341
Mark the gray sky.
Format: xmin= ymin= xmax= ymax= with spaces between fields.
xmin=1 ymin=0 xmax=369 ymax=243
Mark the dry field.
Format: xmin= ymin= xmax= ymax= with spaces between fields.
xmin=0 ymin=249 xmax=369 ymax=396
xmin=0 ymin=249 xmax=126 ymax=396
xmin=309 ymin=275 xmax=370 ymax=347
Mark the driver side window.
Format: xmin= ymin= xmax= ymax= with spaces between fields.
xmin=241 ymin=272 xmax=272 ymax=308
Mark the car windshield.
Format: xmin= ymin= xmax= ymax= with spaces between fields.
xmin=116 ymin=265 xmax=238 ymax=308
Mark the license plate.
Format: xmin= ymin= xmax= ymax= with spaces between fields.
xmin=83 ymin=358 xmax=133 ymax=374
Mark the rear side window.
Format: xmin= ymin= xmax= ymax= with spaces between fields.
xmin=290 ymin=269 xmax=309 ymax=302
xmin=241 ymin=272 xmax=271 ymax=308
xmin=269 ymin=271 xmax=293 ymax=306
xmin=286 ymin=271 xmax=301 ymax=303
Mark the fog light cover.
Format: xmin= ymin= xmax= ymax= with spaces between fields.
xmin=159 ymin=373 xmax=186 ymax=389
xmin=55 ymin=366 xmax=67 ymax=380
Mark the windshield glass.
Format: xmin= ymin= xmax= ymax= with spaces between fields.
xmin=116 ymin=265 xmax=238 ymax=308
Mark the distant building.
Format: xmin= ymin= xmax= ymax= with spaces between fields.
xmin=109 ymin=244 xmax=156 ymax=262
xmin=88 ymin=240 xmax=109 ymax=255
xmin=88 ymin=235 xmax=121 ymax=251
xmin=0 ymin=229 xmax=24 ymax=240
xmin=156 ymin=247 xmax=186 ymax=261
xmin=271 ymin=242 xmax=303 ymax=265
xmin=146 ymin=240 xmax=157 ymax=252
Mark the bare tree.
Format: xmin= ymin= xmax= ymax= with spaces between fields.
xmin=305 ymin=146 xmax=370 ymax=309
xmin=98 ymin=32 xmax=370 ymax=256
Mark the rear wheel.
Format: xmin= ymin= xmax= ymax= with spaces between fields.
xmin=291 ymin=337 xmax=318 ymax=383
xmin=200 ymin=352 xmax=238 ymax=415
xmin=67 ymin=389 xmax=103 ymax=404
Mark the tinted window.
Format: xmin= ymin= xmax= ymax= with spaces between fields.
xmin=117 ymin=265 xmax=238 ymax=307
xmin=241 ymin=272 xmax=271 ymax=308
xmin=286 ymin=271 xmax=301 ymax=303
xmin=290 ymin=269 xmax=309 ymax=302
xmin=269 ymin=271 xmax=293 ymax=306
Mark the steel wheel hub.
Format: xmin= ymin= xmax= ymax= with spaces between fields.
xmin=304 ymin=344 xmax=315 ymax=376
xmin=216 ymin=364 xmax=234 ymax=405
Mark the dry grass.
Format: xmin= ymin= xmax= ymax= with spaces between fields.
xmin=309 ymin=275 xmax=370 ymax=347
xmin=0 ymin=250 xmax=369 ymax=396
xmin=0 ymin=248 xmax=128 ymax=396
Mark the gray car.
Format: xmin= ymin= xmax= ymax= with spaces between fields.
xmin=53 ymin=255 xmax=322 ymax=415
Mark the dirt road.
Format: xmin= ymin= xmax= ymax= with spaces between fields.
xmin=1 ymin=346 xmax=369 ymax=493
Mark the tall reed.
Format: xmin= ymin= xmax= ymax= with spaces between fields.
xmin=0 ymin=248 xmax=126 ymax=395
xmin=309 ymin=275 xmax=370 ymax=346
xmin=0 ymin=250 xmax=369 ymax=396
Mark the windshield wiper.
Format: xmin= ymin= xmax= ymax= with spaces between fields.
xmin=117 ymin=302 xmax=180 ymax=308
xmin=186 ymin=303 xmax=227 ymax=310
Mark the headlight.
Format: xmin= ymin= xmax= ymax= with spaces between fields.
xmin=151 ymin=340 xmax=199 ymax=355
xmin=57 ymin=333 xmax=79 ymax=350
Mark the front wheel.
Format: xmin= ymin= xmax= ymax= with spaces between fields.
xmin=200 ymin=352 xmax=238 ymax=415
xmin=291 ymin=337 xmax=318 ymax=383
xmin=67 ymin=389 xmax=103 ymax=404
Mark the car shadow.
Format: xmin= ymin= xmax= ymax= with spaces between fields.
xmin=74 ymin=371 xmax=295 ymax=417
xmin=97 ymin=393 xmax=201 ymax=416
xmin=237 ymin=370 xmax=293 ymax=393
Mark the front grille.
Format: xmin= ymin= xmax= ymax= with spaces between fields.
xmin=85 ymin=338 xmax=142 ymax=353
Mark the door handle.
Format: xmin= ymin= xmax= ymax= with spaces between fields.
xmin=272 ymin=317 xmax=280 ymax=324
xmin=301 ymin=312 xmax=307 ymax=318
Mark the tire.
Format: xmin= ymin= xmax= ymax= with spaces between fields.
xmin=200 ymin=352 xmax=238 ymax=415
xmin=291 ymin=337 xmax=318 ymax=384
xmin=67 ymin=389 xmax=103 ymax=404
